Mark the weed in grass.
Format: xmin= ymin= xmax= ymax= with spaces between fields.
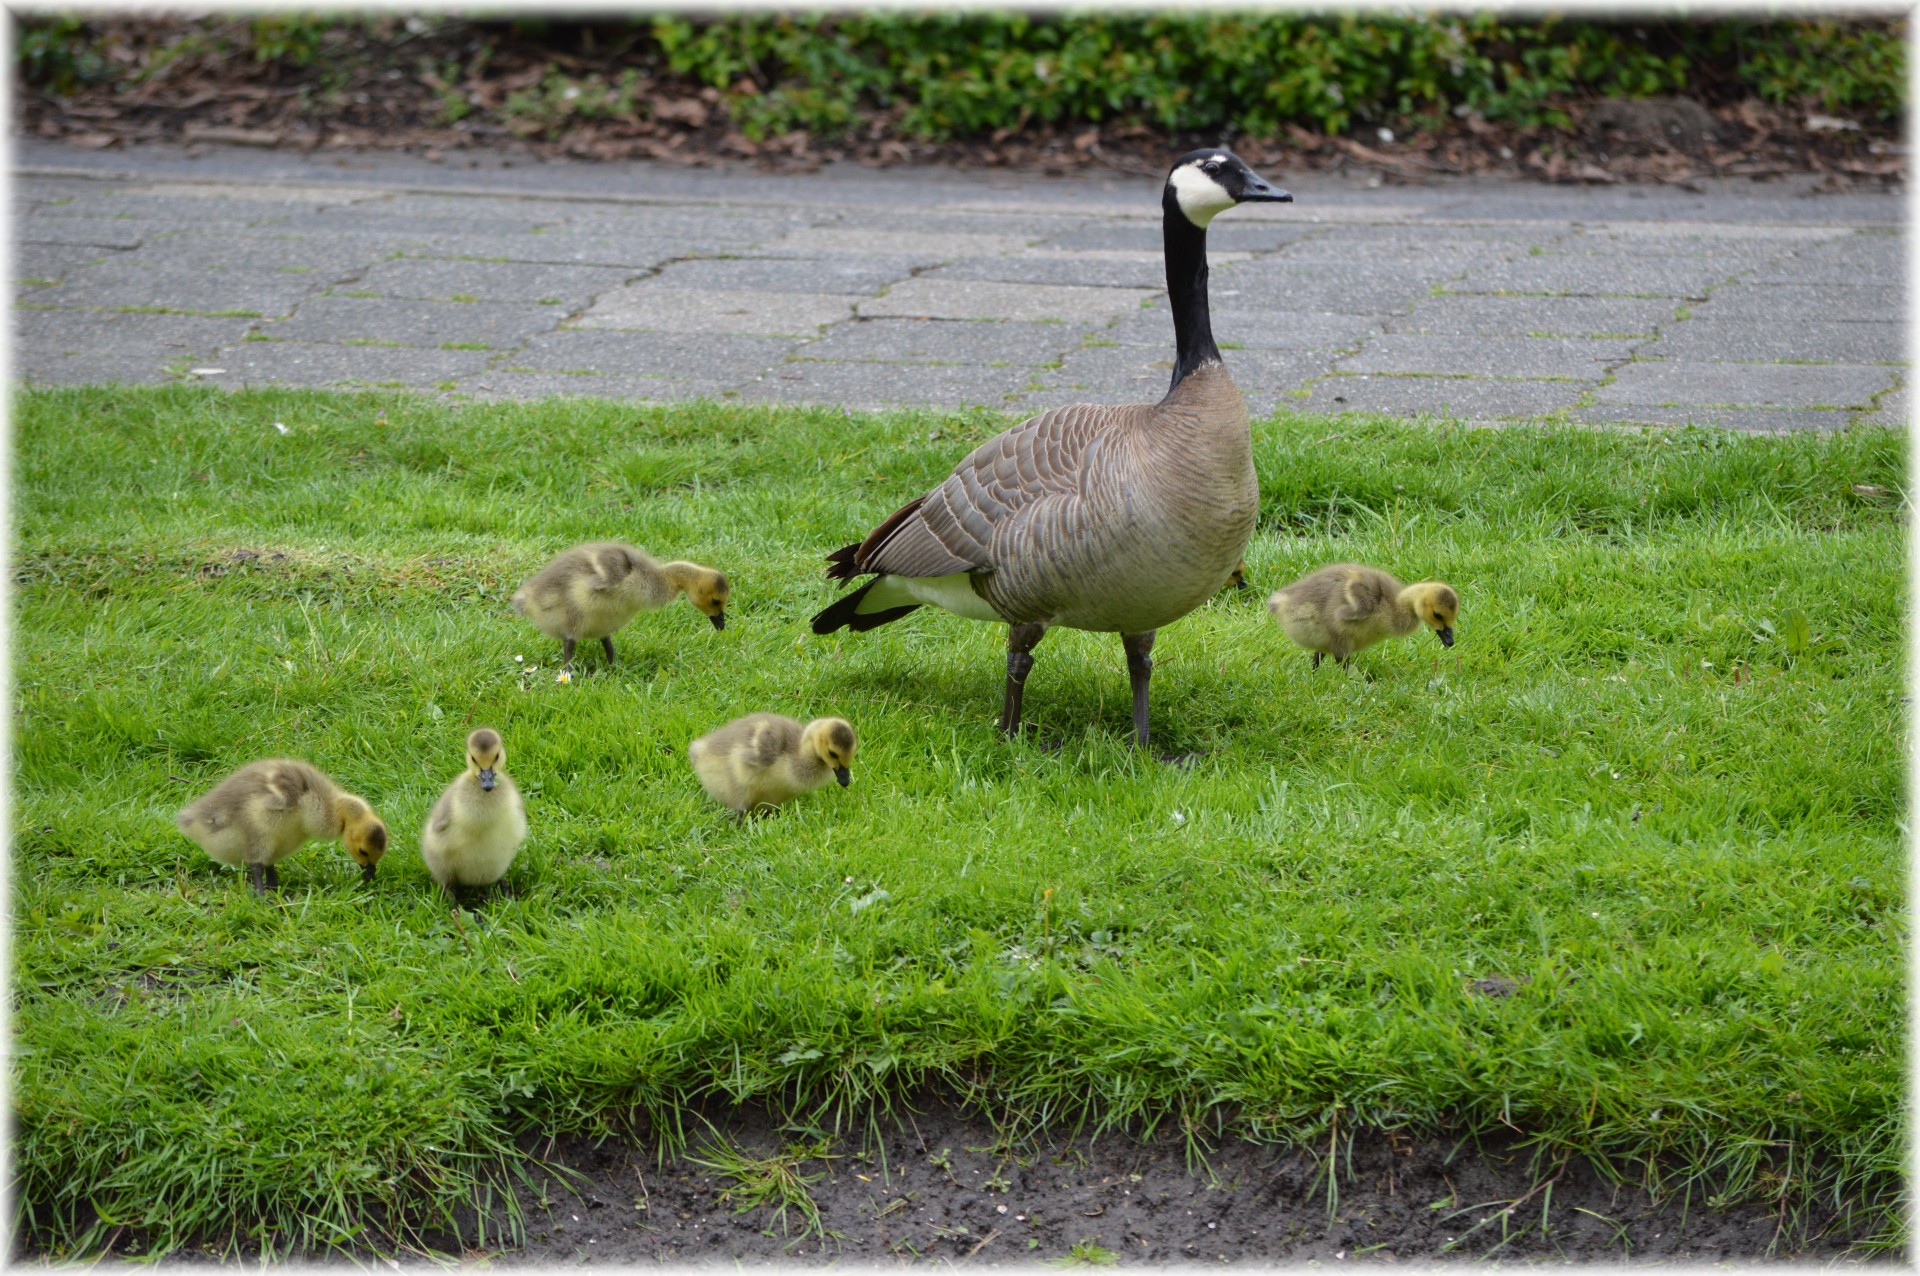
xmin=690 ymin=1136 xmax=836 ymax=1239
xmin=1053 ymin=1237 xmax=1120 ymax=1265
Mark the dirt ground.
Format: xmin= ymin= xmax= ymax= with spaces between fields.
xmin=412 ymin=1101 xmax=1864 ymax=1266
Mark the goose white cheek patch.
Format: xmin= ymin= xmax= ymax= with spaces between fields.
xmin=1169 ymin=164 xmax=1236 ymax=228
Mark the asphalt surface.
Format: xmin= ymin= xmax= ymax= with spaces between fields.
xmin=12 ymin=138 xmax=1910 ymax=430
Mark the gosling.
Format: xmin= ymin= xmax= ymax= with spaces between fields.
xmin=1225 ymin=560 xmax=1252 ymax=592
xmin=420 ymin=727 xmax=527 ymax=903
xmin=512 ymin=541 xmax=730 ymax=671
xmin=688 ymin=714 xmax=857 ymax=817
xmin=1267 ymin=564 xmax=1458 ymax=669
xmin=175 ymin=759 xmax=388 ymax=894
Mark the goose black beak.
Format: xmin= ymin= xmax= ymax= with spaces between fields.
xmin=1437 ymin=627 xmax=1455 ymax=648
xmin=834 ymin=767 xmax=852 ymax=787
xmin=710 ymin=612 xmax=726 ymax=631
xmin=479 ymin=768 xmax=496 ymax=791
xmin=361 ymin=863 xmax=377 ymax=883
xmin=1239 ymin=172 xmax=1293 ymax=204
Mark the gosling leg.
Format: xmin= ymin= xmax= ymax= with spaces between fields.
xmin=999 ymin=622 xmax=1049 ymax=738
xmin=560 ymin=637 xmax=577 ymax=671
xmin=1121 ymin=630 xmax=1156 ymax=749
xmin=601 ymin=636 xmax=617 ymax=666
xmin=1312 ymin=652 xmax=1322 ymax=670
xmin=263 ymin=864 xmax=279 ymax=892
xmin=248 ymin=863 xmax=268 ymax=896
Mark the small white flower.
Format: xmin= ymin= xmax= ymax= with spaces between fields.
xmin=1171 ymin=810 xmax=1186 ymax=825
xmin=515 ymin=654 xmax=524 ymax=663
xmin=844 ymin=876 xmax=854 ymax=884
xmin=272 ymin=421 xmax=290 ymax=435
xmin=555 ymin=669 xmax=572 ymax=684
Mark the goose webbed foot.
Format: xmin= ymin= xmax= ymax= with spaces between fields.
xmin=1121 ymin=630 xmax=1156 ymax=749
xmin=999 ymin=622 xmax=1048 ymax=738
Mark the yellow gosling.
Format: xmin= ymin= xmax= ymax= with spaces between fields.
xmin=175 ymin=759 xmax=388 ymax=894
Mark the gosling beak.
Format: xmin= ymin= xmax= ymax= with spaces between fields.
xmin=1239 ymin=171 xmax=1293 ymax=204
xmin=479 ymin=768 xmax=496 ymax=792
xmin=834 ymin=767 xmax=851 ymax=787
xmin=1437 ymin=626 xmax=1455 ymax=648
xmin=709 ymin=611 xmax=726 ymax=631
xmin=361 ymin=863 xmax=377 ymax=884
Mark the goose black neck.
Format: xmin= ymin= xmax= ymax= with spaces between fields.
xmin=1162 ymin=194 xmax=1219 ymax=394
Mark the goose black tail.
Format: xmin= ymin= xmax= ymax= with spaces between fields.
xmin=811 ymin=577 xmax=920 ymax=635
xmin=825 ymin=541 xmax=863 ymax=583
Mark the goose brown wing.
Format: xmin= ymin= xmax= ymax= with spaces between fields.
xmin=839 ymin=403 xmax=1123 ymax=579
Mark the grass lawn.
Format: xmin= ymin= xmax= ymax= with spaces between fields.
xmin=11 ymin=386 xmax=1906 ymax=1257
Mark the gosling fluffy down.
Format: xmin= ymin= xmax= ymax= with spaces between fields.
xmin=420 ymin=727 xmax=527 ymax=898
xmin=175 ymin=758 xmax=388 ymax=894
xmin=1267 ymin=564 xmax=1458 ymax=668
xmin=511 ymin=541 xmax=730 ymax=669
xmin=688 ymin=714 xmax=856 ymax=816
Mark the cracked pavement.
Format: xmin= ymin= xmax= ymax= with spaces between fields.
xmin=12 ymin=139 xmax=1909 ymax=431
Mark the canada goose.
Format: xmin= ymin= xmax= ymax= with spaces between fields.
xmin=688 ymin=713 xmax=857 ymax=817
xmin=810 ymin=150 xmax=1291 ymax=748
xmin=1266 ymin=564 xmax=1459 ymax=668
xmin=512 ymin=541 xmax=729 ymax=671
xmin=420 ymin=727 xmax=527 ymax=902
xmin=175 ymin=759 xmax=388 ymax=894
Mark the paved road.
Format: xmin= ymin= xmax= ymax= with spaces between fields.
xmin=12 ymin=139 xmax=1909 ymax=430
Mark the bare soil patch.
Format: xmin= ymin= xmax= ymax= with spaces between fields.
xmin=81 ymin=1099 xmax=1872 ymax=1265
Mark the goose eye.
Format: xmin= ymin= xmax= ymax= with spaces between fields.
xmin=1202 ymin=162 xmax=1219 ymax=175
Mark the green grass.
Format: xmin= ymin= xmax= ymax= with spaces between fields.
xmin=11 ymin=386 xmax=1906 ymax=1258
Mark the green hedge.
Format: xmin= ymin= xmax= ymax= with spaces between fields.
xmin=648 ymin=13 xmax=1905 ymax=139
xmin=16 ymin=11 xmax=1907 ymax=141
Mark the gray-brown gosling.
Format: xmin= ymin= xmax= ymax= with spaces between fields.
xmin=688 ymin=714 xmax=857 ymax=817
xmin=1266 ymin=563 xmax=1458 ymax=669
xmin=1225 ymin=559 xmax=1252 ymax=591
xmin=420 ymin=727 xmax=527 ymax=903
xmin=511 ymin=541 xmax=730 ymax=671
xmin=175 ymin=759 xmax=389 ymax=895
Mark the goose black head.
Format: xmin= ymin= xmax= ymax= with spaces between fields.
xmin=1164 ymin=149 xmax=1293 ymax=229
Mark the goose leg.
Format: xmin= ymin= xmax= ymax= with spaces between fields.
xmin=601 ymin=636 xmax=617 ymax=665
xmin=1000 ymin=622 xmax=1049 ymax=737
xmin=1312 ymin=652 xmax=1322 ymax=670
xmin=263 ymin=864 xmax=279 ymax=892
xmin=1121 ymin=630 xmax=1156 ymax=748
xmin=248 ymin=863 xmax=267 ymax=896
xmin=560 ymin=637 xmax=577 ymax=670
